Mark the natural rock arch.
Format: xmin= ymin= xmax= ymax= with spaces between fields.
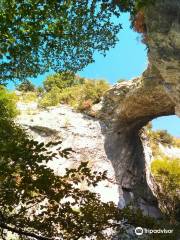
xmin=94 ymin=0 xmax=179 ymax=216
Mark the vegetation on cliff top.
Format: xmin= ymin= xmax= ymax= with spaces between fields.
xmin=16 ymin=73 xmax=110 ymax=113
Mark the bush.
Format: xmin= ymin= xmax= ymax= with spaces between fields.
xmin=43 ymin=72 xmax=85 ymax=92
xmin=17 ymin=91 xmax=38 ymax=103
xmin=39 ymin=86 xmax=62 ymax=107
xmin=36 ymin=86 xmax=44 ymax=96
xmin=117 ymin=79 xmax=127 ymax=83
xmin=16 ymin=80 xmax=36 ymax=92
xmin=0 ymin=86 xmax=18 ymax=118
xmin=146 ymin=127 xmax=177 ymax=156
xmin=172 ymin=137 xmax=180 ymax=148
xmin=39 ymin=79 xmax=110 ymax=111
xmin=156 ymin=130 xmax=174 ymax=145
xmin=151 ymin=157 xmax=180 ymax=223
xmin=149 ymin=129 xmax=174 ymax=146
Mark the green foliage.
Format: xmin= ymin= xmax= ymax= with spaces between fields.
xmin=0 ymin=86 xmax=18 ymax=118
xmin=43 ymin=72 xmax=85 ymax=92
xmin=16 ymin=80 xmax=36 ymax=92
xmin=0 ymin=0 xmax=121 ymax=83
xmin=36 ymin=86 xmax=44 ymax=94
xmin=151 ymin=157 xmax=180 ymax=223
xmin=0 ymin=99 xmax=117 ymax=239
xmin=17 ymin=91 xmax=38 ymax=103
xmin=1 ymin=87 xmax=172 ymax=240
xmin=115 ymin=206 xmax=180 ymax=240
xmin=0 ymin=0 xmax=156 ymax=84
xmin=153 ymin=130 xmax=174 ymax=145
xmin=113 ymin=0 xmax=155 ymax=15
xmin=39 ymin=79 xmax=110 ymax=111
xmin=146 ymin=126 xmax=180 ymax=156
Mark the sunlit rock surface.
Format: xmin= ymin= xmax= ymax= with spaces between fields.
xmin=16 ymin=0 xmax=180 ymax=219
xmin=17 ymin=101 xmax=179 ymax=219
xmin=16 ymin=104 xmax=119 ymax=205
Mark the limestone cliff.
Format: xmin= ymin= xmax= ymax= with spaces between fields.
xmin=16 ymin=102 xmax=180 ymax=219
xmin=16 ymin=0 xmax=180 ymax=218
xmin=92 ymin=0 xmax=180 ymax=216
xmin=16 ymin=105 xmax=120 ymax=204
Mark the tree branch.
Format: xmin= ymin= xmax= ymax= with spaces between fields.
xmin=0 ymin=222 xmax=56 ymax=240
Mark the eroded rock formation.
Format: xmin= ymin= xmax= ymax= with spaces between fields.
xmin=145 ymin=0 xmax=180 ymax=115
xmin=17 ymin=0 xmax=180 ymax=218
xmin=16 ymin=105 xmax=120 ymax=204
xmin=93 ymin=0 xmax=180 ymax=215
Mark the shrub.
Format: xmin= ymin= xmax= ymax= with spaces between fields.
xmin=151 ymin=157 xmax=180 ymax=223
xmin=39 ymin=79 xmax=110 ymax=111
xmin=16 ymin=80 xmax=36 ymax=92
xmin=156 ymin=130 xmax=174 ymax=145
xmin=36 ymin=86 xmax=44 ymax=96
xmin=173 ymin=137 xmax=180 ymax=148
xmin=147 ymin=128 xmax=175 ymax=147
xmin=117 ymin=79 xmax=127 ymax=83
xmin=38 ymin=86 xmax=61 ymax=107
xmin=78 ymin=99 xmax=93 ymax=111
xmin=0 ymin=86 xmax=18 ymax=118
xmin=17 ymin=91 xmax=38 ymax=103
xmin=79 ymin=79 xmax=110 ymax=104
xmin=146 ymin=126 xmax=180 ymax=158
xmin=43 ymin=72 xmax=85 ymax=92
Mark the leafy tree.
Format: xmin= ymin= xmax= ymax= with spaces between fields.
xmin=16 ymin=80 xmax=36 ymax=92
xmin=0 ymin=92 xmax=158 ymax=240
xmin=0 ymin=0 xmax=121 ymax=83
xmin=43 ymin=72 xmax=85 ymax=92
xmin=0 ymin=90 xmax=118 ymax=239
xmin=0 ymin=0 xmax=156 ymax=84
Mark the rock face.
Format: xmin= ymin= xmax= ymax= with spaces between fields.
xmin=16 ymin=105 xmax=119 ymax=204
xmin=145 ymin=0 xmax=180 ymax=116
xmin=94 ymin=73 xmax=175 ymax=216
xmin=17 ymin=101 xmax=178 ymax=219
xmin=92 ymin=0 xmax=180 ymax=215
xmin=16 ymin=0 xmax=180 ymax=218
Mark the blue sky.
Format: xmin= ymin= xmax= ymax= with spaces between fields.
xmin=9 ymin=13 xmax=179 ymax=137
xmin=80 ymin=13 xmax=180 ymax=137
xmin=79 ymin=14 xmax=148 ymax=83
